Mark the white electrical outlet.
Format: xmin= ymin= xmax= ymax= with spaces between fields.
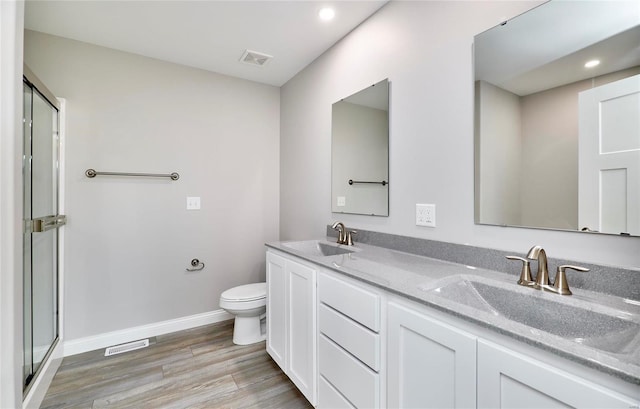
xmin=416 ymin=204 xmax=436 ymax=227
xmin=337 ymin=196 xmax=346 ymax=207
xmin=186 ymin=196 xmax=201 ymax=210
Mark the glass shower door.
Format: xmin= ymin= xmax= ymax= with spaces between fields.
xmin=22 ymin=82 xmax=33 ymax=385
xmin=23 ymin=80 xmax=60 ymax=388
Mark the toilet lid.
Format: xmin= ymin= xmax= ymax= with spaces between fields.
xmin=221 ymin=282 xmax=266 ymax=302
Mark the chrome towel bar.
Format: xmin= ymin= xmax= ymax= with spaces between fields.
xmin=85 ymin=169 xmax=180 ymax=181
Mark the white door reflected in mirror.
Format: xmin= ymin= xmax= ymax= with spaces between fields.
xmin=579 ymin=74 xmax=640 ymax=236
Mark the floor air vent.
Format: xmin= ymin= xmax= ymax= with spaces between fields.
xmin=104 ymin=339 xmax=149 ymax=356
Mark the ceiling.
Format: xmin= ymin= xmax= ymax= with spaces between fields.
xmin=475 ymin=0 xmax=640 ymax=96
xmin=24 ymin=0 xmax=388 ymax=87
xmin=502 ymin=25 xmax=640 ymax=96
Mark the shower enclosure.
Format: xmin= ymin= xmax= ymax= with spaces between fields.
xmin=22 ymin=67 xmax=64 ymax=391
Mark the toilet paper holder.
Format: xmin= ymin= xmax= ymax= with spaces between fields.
xmin=186 ymin=258 xmax=205 ymax=272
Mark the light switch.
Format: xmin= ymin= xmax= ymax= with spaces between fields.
xmin=337 ymin=196 xmax=346 ymax=207
xmin=187 ymin=196 xmax=201 ymax=210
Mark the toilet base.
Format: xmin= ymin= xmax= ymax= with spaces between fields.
xmin=232 ymin=315 xmax=266 ymax=345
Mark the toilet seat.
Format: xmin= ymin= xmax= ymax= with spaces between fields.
xmin=220 ymin=297 xmax=265 ymax=311
xmin=220 ymin=282 xmax=266 ymax=302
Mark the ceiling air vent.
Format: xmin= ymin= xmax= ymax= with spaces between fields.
xmin=240 ymin=50 xmax=273 ymax=67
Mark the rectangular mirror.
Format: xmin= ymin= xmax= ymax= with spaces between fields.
xmin=332 ymin=78 xmax=389 ymax=216
xmin=474 ymin=1 xmax=640 ymax=236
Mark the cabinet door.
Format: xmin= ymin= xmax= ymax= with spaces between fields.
xmin=266 ymin=252 xmax=287 ymax=369
xmin=287 ymin=259 xmax=317 ymax=404
xmin=478 ymin=340 xmax=639 ymax=409
xmin=387 ymin=301 xmax=476 ymax=409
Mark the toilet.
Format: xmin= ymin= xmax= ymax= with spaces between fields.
xmin=219 ymin=282 xmax=267 ymax=345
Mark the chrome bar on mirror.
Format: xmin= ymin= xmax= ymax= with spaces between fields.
xmin=85 ymin=169 xmax=180 ymax=181
xmin=348 ymin=179 xmax=387 ymax=186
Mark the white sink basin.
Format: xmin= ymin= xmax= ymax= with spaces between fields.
xmin=280 ymin=240 xmax=355 ymax=257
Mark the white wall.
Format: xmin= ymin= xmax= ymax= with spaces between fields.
xmin=519 ymin=80 xmax=582 ymax=230
xmin=476 ymin=80 xmax=522 ymax=226
xmin=280 ymin=1 xmax=640 ymax=269
xmin=0 ymin=1 xmax=25 ymax=407
xmin=24 ymin=30 xmax=281 ymax=341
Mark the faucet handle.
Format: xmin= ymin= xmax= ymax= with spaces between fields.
xmin=346 ymin=230 xmax=357 ymax=246
xmin=553 ymin=265 xmax=589 ymax=295
xmin=506 ymin=256 xmax=534 ymax=286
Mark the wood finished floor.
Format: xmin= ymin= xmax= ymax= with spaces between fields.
xmin=40 ymin=320 xmax=313 ymax=409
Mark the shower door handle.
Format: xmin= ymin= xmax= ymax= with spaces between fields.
xmin=31 ymin=215 xmax=67 ymax=233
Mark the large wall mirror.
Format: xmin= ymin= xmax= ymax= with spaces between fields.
xmin=332 ymin=79 xmax=389 ymax=216
xmin=474 ymin=1 xmax=640 ymax=236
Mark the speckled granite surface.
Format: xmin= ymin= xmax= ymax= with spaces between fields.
xmin=266 ymin=234 xmax=640 ymax=386
xmin=326 ymin=226 xmax=640 ymax=301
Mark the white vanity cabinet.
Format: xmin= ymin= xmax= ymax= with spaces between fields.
xmin=386 ymin=298 xmax=638 ymax=409
xmin=387 ymin=299 xmax=477 ymax=409
xmin=317 ymin=271 xmax=384 ymax=409
xmin=477 ymin=340 xmax=638 ymax=408
xmin=266 ymin=250 xmax=317 ymax=405
xmin=267 ymin=246 xmax=639 ymax=409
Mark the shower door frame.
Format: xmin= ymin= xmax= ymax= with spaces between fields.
xmin=22 ymin=65 xmax=65 ymax=399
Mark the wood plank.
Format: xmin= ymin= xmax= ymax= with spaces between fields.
xmin=40 ymin=322 xmax=312 ymax=409
xmin=49 ymin=348 xmax=193 ymax=390
xmin=231 ymin=354 xmax=283 ymax=389
xmin=94 ymin=374 xmax=238 ymax=408
xmin=161 ymin=342 xmax=266 ymax=378
xmin=41 ymin=368 xmax=164 ymax=409
xmin=183 ymin=372 xmax=300 ymax=409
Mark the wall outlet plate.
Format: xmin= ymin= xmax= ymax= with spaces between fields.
xmin=187 ymin=196 xmax=201 ymax=210
xmin=416 ymin=204 xmax=436 ymax=227
xmin=337 ymin=196 xmax=346 ymax=207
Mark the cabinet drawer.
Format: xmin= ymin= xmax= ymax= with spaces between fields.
xmin=319 ymin=375 xmax=355 ymax=409
xmin=319 ymin=303 xmax=380 ymax=371
xmin=319 ymin=335 xmax=379 ymax=409
xmin=318 ymin=272 xmax=380 ymax=332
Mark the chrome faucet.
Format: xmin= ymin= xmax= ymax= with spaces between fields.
xmin=332 ymin=222 xmax=346 ymax=244
xmin=507 ymin=245 xmax=589 ymax=295
xmin=527 ymin=245 xmax=550 ymax=288
xmin=331 ymin=222 xmax=357 ymax=245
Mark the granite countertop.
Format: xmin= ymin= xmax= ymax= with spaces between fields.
xmin=265 ymin=238 xmax=640 ymax=385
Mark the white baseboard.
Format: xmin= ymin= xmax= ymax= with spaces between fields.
xmin=63 ymin=309 xmax=234 ymax=357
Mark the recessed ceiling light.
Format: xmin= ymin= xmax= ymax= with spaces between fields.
xmin=584 ymin=59 xmax=600 ymax=68
xmin=318 ymin=7 xmax=335 ymax=21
